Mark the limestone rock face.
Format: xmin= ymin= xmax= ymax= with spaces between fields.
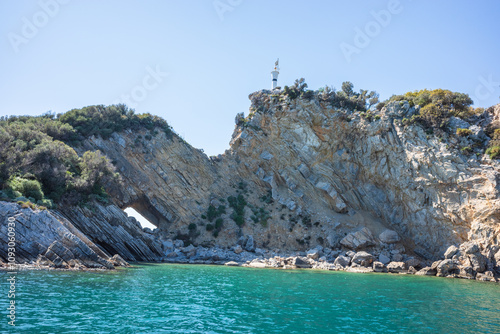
xmin=0 ymin=202 xmax=131 ymax=269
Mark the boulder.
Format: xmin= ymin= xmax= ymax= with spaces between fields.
xmin=430 ymin=260 xmax=442 ymax=270
xmin=444 ymin=245 xmax=459 ymax=259
xmin=162 ymin=240 xmax=174 ymax=251
xmin=352 ymin=251 xmax=374 ymax=267
xmin=340 ymin=228 xmax=374 ymax=250
xmin=373 ymin=261 xmax=386 ymax=273
xmin=436 ymin=259 xmax=459 ymax=277
xmin=224 ymin=261 xmax=239 ymax=266
xmin=247 ymin=259 xmax=266 ymax=268
xmin=306 ymin=248 xmax=320 ymax=260
xmin=245 ymin=235 xmax=255 ymax=252
xmin=387 ymin=261 xmax=406 ymax=273
xmin=379 ymin=229 xmax=400 ymax=244
xmin=392 ymin=253 xmax=403 ymax=262
xmin=109 ymin=254 xmax=130 ymax=267
xmin=291 ymin=257 xmax=312 ymax=269
xmin=476 ymin=271 xmax=497 ymax=282
xmin=405 ymin=257 xmax=421 ymax=269
xmin=462 ymin=242 xmax=479 ymax=255
xmin=458 ymin=266 xmax=475 ymax=279
xmin=415 ymin=267 xmax=437 ymax=276
xmin=378 ymin=253 xmax=391 ymax=265
xmin=234 ymin=245 xmax=243 ymax=254
xmin=346 ymin=251 xmax=356 ymax=259
xmin=333 ymin=255 xmax=350 ymax=268
xmin=469 ymin=253 xmax=487 ymax=273
xmin=36 ymin=254 xmax=54 ymax=267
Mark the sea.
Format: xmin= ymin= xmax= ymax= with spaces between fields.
xmin=1 ymin=263 xmax=500 ymax=333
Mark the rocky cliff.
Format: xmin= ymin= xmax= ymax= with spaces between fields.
xmin=2 ymin=90 xmax=499 ymax=278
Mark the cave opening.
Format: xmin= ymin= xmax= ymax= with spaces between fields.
xmin=124 ymin=207 xmax=157 ymax=230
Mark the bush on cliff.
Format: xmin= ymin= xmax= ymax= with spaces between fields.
xmin=7 ymin=176 xmax=44 ymax=202
xmin=388 ymin=89 xmax=477 ymax=130
xmin=486 ymin=128 xmax=500 ymax=159
xmin=0 ymin=111 xmax=123 ymax=205
xmin=59 ymin=104 xmax=173 ymax=140
xmin=325 ymin=81 xmax=379 ymax=112
xmin=283 ymin=79 xmax=379 ymax=112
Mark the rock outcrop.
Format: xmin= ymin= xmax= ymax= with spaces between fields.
xmin=0 ymin=202 xmax=118 ymax=269
xmin=1 ymin=91 xmax=499 ymax=281
xmin=0 ymin=200 xmax=164 ymax=270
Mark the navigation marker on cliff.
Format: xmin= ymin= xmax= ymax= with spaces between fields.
xmin=271 ymin=58 xmax=279 ymax=89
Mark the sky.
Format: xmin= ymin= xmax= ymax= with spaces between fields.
xmin=1 ymin=0 xmax=500 ymax=157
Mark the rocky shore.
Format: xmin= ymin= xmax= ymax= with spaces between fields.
xmin=158 ymin=234 xmax=499 ymax=283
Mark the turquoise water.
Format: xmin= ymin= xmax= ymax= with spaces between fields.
xmin=1 ymin=264 xmax=500 ymax=334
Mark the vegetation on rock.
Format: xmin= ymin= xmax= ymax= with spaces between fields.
xmin=0 ymin=104 xmax=173 ymax=206
xmin=282 ymin=79 xmax=379 ymax=112
xmin=388 ymin=89 xmax=477 ymax=129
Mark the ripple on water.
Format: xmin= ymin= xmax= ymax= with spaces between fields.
xmin=1 ymin=265 xmax=499 ymax=333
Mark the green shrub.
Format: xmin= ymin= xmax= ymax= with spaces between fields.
xmin=419 ymin=103 xmax=448 ymax=129
xmin=0 ymin=114 xmax=121 ymax=205
xmin=59 ymin=104 xmax=173 ymax=140
xmin=215 ymin=218 xmax=223 ymax=229
xmin=206 ymin=205 xmax=217 ymax=221
xmin=206 ymin=224 xmax=214 ymax=231
xmin=387 ymin=89 xmax=475 ymax=132
xmin=456 ymin=128 xmax=472 ymax=137
xmin=188 ymin=223 xmax=197 ymax=231
xmin=37 ymin=198 xmax=54 ymax=209
xmin=228 ymin=194 xmax=246 ymax=227
xmin=376 ymin=102 xmax=385 ymax=111
xmin=7 ymin=177 xmax=44 ymax=201
xmin=486 ymin=146 xmax=500 ymax=159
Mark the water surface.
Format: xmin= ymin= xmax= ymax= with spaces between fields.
xmin=2 ymin=264 xmax=500 ymax=333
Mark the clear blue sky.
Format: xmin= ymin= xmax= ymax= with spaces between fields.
xmin=1 ymin=0 xmax=499 ymax=155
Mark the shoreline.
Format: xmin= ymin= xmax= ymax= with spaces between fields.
xmin=3 ymin=250 xmax=498 ymax=284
